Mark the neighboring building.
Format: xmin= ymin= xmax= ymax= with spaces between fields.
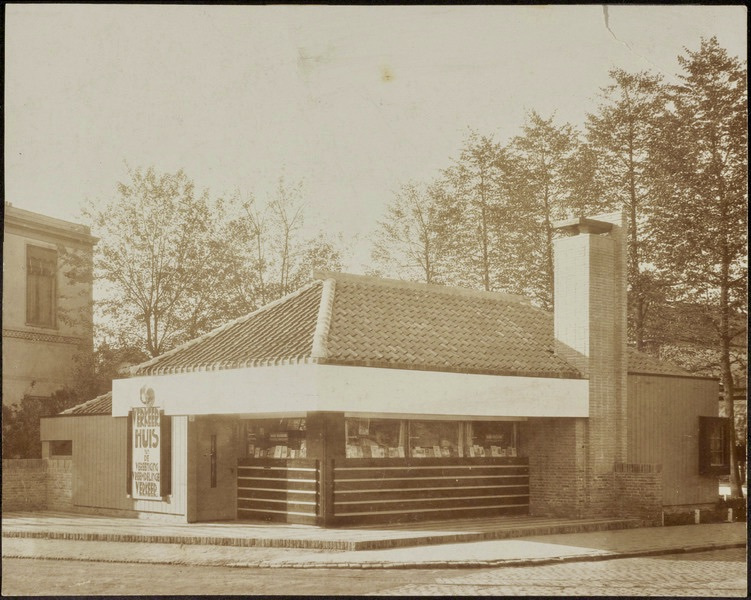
xmin=2 ymin=202 xmax=97 ymax=406
xmin=41 ymin=212 xmax=727 ymax=525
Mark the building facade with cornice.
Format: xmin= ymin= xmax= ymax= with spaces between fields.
xmin=2 ymin=202 xmax=97 ymax=406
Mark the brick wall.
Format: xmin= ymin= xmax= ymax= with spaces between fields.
xmin=2 ymin=458 xmax=73 ymax=512
xmin=47 ymin=458 xmax=73 ymax=511
xmin=520 ymin=418 xmax=588 ymax=518
xmin=614 ymin=462 xmax=663 ymax=525
xmin=2 ymin=459 xmax=49 ymax=511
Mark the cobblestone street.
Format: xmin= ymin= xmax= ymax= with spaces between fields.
xmin=372 ymin=548 xmax=748 ymax=596
xmin=3 ymin=548 xmax=746 ymax=596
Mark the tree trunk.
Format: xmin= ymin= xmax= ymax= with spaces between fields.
xmin=720 ymin=268 xmax=743 ymax=498
xmin=627 ymin=130 xmax=645 ymax=350
xmin=543 ymin=183 xmax=554 ymax=310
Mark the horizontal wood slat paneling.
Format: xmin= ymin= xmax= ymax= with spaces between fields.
xmin=334 ymin=475 xmax=529 ymax=492
xmin=335 ymin=485 xmax=529 ymax=501
xmin=332 ymin=457 xmax=529 ymax=525
xmin=237 ymin=478 xmax=318 ymax=492
xmin=335 ymin=466 xmax=529 ymax=479
xmin=236 ymin=458 xmax=319 ymax=524
xmin=333 ymin=504 xmax=528 ymax=526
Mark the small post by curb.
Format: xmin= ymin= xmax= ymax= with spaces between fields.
xmin=727 ymin=508 xmax=733 ymax=522
xmin=694 ymin=509 xmax=700 ymax=524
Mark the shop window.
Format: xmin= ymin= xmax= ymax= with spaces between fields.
xmin=245 ymin=418 xmax=307 ymax=459
xmin=26 ymin=245 xmax=57 ymax=328
xmin=465 ymin=421 xmax=518 ymax=457
xmin=49 ymin=440 xmax=72 ymax=457
xmin=346 ymin=418 xmax=405 ymax=458
xmin=699 ymin=416 xmax=730 ymax=476
xmin=409 ymin=420 xmax=461 ymax=458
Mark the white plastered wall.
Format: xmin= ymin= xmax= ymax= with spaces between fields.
xmin=112 ymin=363 xmax=588 ymax=418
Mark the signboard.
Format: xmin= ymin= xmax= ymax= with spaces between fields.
xmin=131 ymin=386 xmax=162 ymax=500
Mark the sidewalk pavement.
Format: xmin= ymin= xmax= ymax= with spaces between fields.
xmin=3 ymin=522 xmax=746 ymax=569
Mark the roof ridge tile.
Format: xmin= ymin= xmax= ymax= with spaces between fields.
xmin=313 ymin=270 xmax=530 ymax=305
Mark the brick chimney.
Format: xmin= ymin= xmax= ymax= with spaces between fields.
xmin=552 ymin=211 xmax=628 ymax=511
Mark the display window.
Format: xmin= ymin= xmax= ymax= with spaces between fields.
xmin=244 ymin=418 xmax=307 ymax=459
xmin=344 ymin=418 xmax=521 ymax=460
xmin=409 ymin=420 xmax=462 ymax=458
xmin=465 ymin=421 xmax=517 ymax=457
xmin=345 ymin=418 xmax=405 ymax=458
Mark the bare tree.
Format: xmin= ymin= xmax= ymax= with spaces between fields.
xmin=371 ymin=181 xmax=452 ymax=284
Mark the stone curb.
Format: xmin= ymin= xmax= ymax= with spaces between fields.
xmin=0 ymin=519 xmax=643 ymax=551
xmin=2 ymin=541 xmax=745 ymax=570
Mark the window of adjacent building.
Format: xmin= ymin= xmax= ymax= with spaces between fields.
xmin=49 ymin=440 xmax=72 ymax=457
xmin=26 ymin=245 xmax=57 ymax=328
xmin=345 ymin=418 xmax=405 ymax=458
xmin=699 ymin=416 xmax=731 ymax=476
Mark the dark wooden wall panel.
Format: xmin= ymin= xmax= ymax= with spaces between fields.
xmin=237 ymin=458 xmax=319 ymax=525
xmin=332 ymin=456 xmax=529 ymax=525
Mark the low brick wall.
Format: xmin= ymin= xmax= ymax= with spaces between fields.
xmin=2 ymin=458 xmax=73 ymax=512
xmin=614 ymin=462 xmax=663 ymax=525
xmin=47 ymin=459 xmax=73 ymax=511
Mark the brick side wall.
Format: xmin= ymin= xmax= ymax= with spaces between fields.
xmin=2 ymin=458 xmax=73 ymax=512
xmin=520 ymin=418 xmax=588 ymax=518
xmin=46 ymin=459 xmax=73 ymax=511
xmin=614 ymin=463 xmax=663 ymax=525
xmin=2 ymin=459 xmax=49 ymax=511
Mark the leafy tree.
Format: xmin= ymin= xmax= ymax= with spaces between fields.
xmin=371 ymin=181 xmax=454 ymax=284
xmin=585 ymin=69 xmax=668 ymax=349
xmin=508 ymin=112 xmax=589 ymax=309
xmin=86 ymin=169 xmax=345 ymax=358
xmin=83 ymin=166 xmax=233 ymax=357
xmin=2 ymin=389 xmax=79 ymax=459
xmin=440 ymin=131 xmax=513 ymax=292
xmin=648 ymin=37 xmax=747 ymax=497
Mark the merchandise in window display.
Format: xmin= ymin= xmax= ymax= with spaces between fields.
xmin=245 ymin=418 xmax=307 ymax=458
xmin=346 ymin=418 xmax=405 ymax=458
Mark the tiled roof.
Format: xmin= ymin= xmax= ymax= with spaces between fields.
xmin=134 ymin=281 xmax=324 ymax=376
xmin=323 ymin=276 xmax=578 ymax=377
xmin=130 ymin=271 xmax=698 ymax=380
xmin=59 ymin=392 xmax=112 ymax=415
xmin=627 ymin=348 xmax=710 ymax=378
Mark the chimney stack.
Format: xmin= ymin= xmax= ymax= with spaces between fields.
xmin=553 ymin=212 xmax=628 ymax=482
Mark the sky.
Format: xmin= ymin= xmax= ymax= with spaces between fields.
xmin=4 ymin=4 xmax=747 ymax=271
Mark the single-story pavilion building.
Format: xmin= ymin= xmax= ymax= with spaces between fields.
xmin=41 ymin=212 xmax=728 ymax=525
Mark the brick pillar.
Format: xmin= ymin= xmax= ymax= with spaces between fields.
xmin=552 ymin=211 xmax=628 ymax=517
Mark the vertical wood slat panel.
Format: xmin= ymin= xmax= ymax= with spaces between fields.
xmin=627 ymin=374 xmax=719 ymax=506
xmin=170 ymin=416 xmax=188 ymax=515
xmin=41 ymin=415 xmax=188 ymax=516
